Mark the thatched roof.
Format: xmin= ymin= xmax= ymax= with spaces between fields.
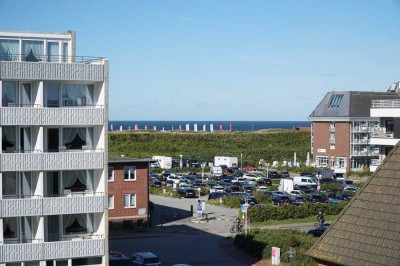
xmin=306 ymin=142 xmax=400 ymax=265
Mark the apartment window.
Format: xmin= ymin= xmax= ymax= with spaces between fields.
xmin=329 ymin=122 xmax=335 ymax=132
xmin=62 ymin=127 xmax=93 ymax=150
xmin=124 ymin=194 xmax=136 ymax=208
xmin=316 ymin=156 xmax=328 ymax=167
xmin=0 ymin=39 xmax=19 ymax=61
xmin=330 ymin=144 xmax=335 ymax=150
xmin=124 ymin=166 xmax=136 ymax=181
xmin=336 ymin=157 xmax=347 ymax=168
xmin=2 ymin=81 xmax=17 ymax=106
xmin=108 ymin=195 xmax=114 ymax=209
xmin=108 ymin=167 xmax=114 ymax=181
xmin=47 ymin=42 xmax=59 ymax=62
xmin=62 ymin=42 xmax=69 ymax=62
xmin=22 ymin=40 xmax=44 ymax=62
xmin=62 ymin=84 xmax=94 ymax=106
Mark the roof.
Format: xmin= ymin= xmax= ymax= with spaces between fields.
xmin=108 ymin=156 xmax=157 ymax=164
xmin=306 ymin=141 xmax=400 ymax=266
xmin=308 ymin=91 xmax=400 ymax=121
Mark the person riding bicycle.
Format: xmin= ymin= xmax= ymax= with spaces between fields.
xmin=316 ymin=211 xmax=325 ymax=226
xmin=234 ymin=217 xmax=241 ymax=231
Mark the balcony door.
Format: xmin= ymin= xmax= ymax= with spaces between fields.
xmin=20 ymin=83 xmax=32 ymax=107
xmin=20 ymin=127 xmax=32 ymax=153
xmin=47 ymin=128 xmax=59 ymax=152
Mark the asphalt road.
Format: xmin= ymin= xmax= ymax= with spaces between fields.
xmin=109 ymin=195 xmax=317 ymax=265
xmin=110 ymin=195 xmax=250 ymax=265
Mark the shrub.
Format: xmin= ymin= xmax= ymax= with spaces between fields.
xmin=221 ymin=196 xmax=243 ymax=208
xmin=235 ymin=229 xmax=317 ymax=265
xmin=247 ymin=202 xmax=347 ymax=222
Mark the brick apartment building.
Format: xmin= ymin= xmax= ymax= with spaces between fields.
xmin=108 ymin=156 xmax=156 ymax=231
xmin=308 ymin=90 xmax=400 ymax=174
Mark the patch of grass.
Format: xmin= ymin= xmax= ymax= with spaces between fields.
xmin=251 ymin=214 xmax=337 ymax=227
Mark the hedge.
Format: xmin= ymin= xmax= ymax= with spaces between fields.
xmin=247 ymin=202 xmax=346 ymax=222
xmin=235 ymin=229 xmax=317 ymax=265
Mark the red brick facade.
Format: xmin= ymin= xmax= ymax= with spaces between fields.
xmin=108 ymin=161 xmax=150 ymax=227
xmin=312 ymin=122 xmax=351 ymax=170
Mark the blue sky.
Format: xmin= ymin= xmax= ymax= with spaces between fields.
xmin=1 ymin=0 xmax=400 ymax=121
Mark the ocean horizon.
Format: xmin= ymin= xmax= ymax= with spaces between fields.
xmin=109 ymin=120 xmax=311 ymax=132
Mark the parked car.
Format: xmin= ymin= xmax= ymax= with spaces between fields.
xmin=272 ymin=195 xmax=291 ymax=206
xmin=306 ymin=194 xmax=325 ymax=203
xmin=231 ymin=177 xmax=246 ymax=185
xmin=109 ymin=251 xmax=135 ymax=266
xmin=268 ymin=171 xmax=280 ymax=178
xmin=289 ymin=194 xmax=305 ymax=205
xmin=242 ymin=195 xmax=258 ymax=205
xmin=242 ymin=173 xmax=261 ymax=180
xmin=209 ymin=185 xmax=224 ymax=193
xmin=224 ymin=184 xmax=241 ymax=193
xmin=130 ymin=252 xmax=161 ymax=266
xmin=178 ymin=187 xmax=197 ymax=198
xmin=242 ymin=185 xmax=254 ymax=194
xmin=335 ymin=193 xmax=353 ymax=201
xmin=257 ymin=186 xmax=269 ymax=192
xmin=300 ymin=172 xmax=316 ymax=177
xmin=288 ymin=190 xmax=305 ymax=196
xmin=257 ymin=178 xmax=272 ymax=186
xmin=336 ymin=179 xmax=358 ymax=190
xmin=319 ymin=178 xmax=336 ymax=184
xmin=150 ymin=177 xmax=162 ymax=187
xmin=278 ymin=171 xmax=290 ymax=178
xmin=219 ymin=179 xmax=232 ymax=186
xmin=308 ymin=224 xmax=330 ymax=237
xmin=208 ymin=191 xmax=229 ymax=200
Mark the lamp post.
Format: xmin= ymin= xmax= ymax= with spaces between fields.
xmin=240 ymin=153 xmax=243 ymax=169
xmin=287 ymin=247 xmax=296 ymax=266
xmin=179 ymin=154 xmax=183 ymax=169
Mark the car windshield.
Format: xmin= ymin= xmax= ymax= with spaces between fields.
xmin=345 ymin=180 xmax=354 ymax=185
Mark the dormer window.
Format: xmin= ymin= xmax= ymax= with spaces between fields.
xmin=328 ymin=94 xmax=344 ymax=108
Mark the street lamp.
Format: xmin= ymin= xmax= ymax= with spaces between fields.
xmin=240 ymin=153 xmax=243 ymax=169
xmin=179 ymin=154 xmax=183 ymax=169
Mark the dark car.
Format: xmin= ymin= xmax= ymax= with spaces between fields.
xmin=307 ymin=194 xmax=325 ymax=203
xmin=242 ymin=185 xmax=254 ymax=194
xmin=257 ymin=178 xmax=272 ymax=186
xmin=278 ymin=171 xmax=290 ymax=178
xmin=268 ymin=171 xmax=279 ymax=178
xmin=335 ymin=193 xmax=353 ymax=201
xmin=109 ymin=251 xmax=135 ymax=266
xmin=308 ymin=224 xmax=330 ymax=237
xmin=224 ymin=184 xmax=241 ymax=193
xmin=272 ymin=195 xmax=291 ymax=206
xmin=219 ymin=179 xmax=232 ymax=186
xmin=179 ymin=188 xmax=197 ymax=198
xmin=242 ymin=195 xmax=258 ymax=205
xmin=208 ymin=191 xmax=228 ymax=200
xmin=150 ymin=177 xmax=162 ymax=187
xmin=319 ymin=178 xmax=336 ymax=184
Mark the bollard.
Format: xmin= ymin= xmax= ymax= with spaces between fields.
xmin=190 ymin=205 xmax=193 ymax=215
xmin=163 ymin=188 xmax=166 ymax=194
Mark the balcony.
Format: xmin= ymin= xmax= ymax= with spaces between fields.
xmin=0 ymin=107 xmax=104 ymax=126
xmin=0 ymin=54 xmax=105 ymax=82
xmin=371 ymin=99 xmax=400 ymax=118
xmin=369 ymin=130 xmax=400 ymax=146
xmin=0 ymin=150 xmax=104 ymax=171
xmin=0 ymin=237 xmax=104 ymax=262
xmin=0 ymin=194 xmax=104 ymax=218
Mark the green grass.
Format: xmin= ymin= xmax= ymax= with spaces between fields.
xmin=251 ymin=214 xmax=336 ymax=227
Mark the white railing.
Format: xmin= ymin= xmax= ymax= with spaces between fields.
xmin=0 ymin=238 xmax=104 ymax=262
xmin=370 ymin=131 xmax=394 ymax=138
xmin=0 ymin=151 xmax=104 ymax=171
xmin=0 ymin=194 xmax=104 ymax=217
xmin=371 ymin=99 xmax=400 ymax=108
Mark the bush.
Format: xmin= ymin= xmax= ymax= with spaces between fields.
xmin=247 ymin=202 xmax=347 ymax=222
xmin=220 ymin=196 xmax=243 ymax=208
xmin=234 ymin=229 xmax=317 ymax=265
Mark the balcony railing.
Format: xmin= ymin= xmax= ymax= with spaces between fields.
xmin=0 ymin=237 xmax=105 ymax=262
xmin=370 ymin=131 xmax=394 ymax=138
xmin=0 ymin=53 xmax=105 ymax=64
xmin=371 ymin=99 xmax=400 ymax=108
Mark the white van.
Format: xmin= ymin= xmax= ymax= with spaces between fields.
xmin=278 ymin=178 xmax=294 ymax=192
xmin=293 ymin=176 xmax=318 ymax=188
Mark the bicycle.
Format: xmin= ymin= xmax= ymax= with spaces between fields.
xmin=314 ymin=219 xmax=324 ymax=228
xmin=230 ymin=222 xmax=244 ymax=233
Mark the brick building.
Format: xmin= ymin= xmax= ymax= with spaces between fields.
xmin=108 ymin=156 xmax=156 ymax=231
xmin=308 ymin=91 xmax=400 ymax=174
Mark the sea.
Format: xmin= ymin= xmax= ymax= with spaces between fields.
xmin=109 ymin=121 xmax=311 ymax=132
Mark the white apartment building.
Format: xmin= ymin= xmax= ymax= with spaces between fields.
xmin=0 ymin=30 xmax=108 ymax=265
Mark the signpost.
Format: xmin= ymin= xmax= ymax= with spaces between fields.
xmin=271 ymin=247 xmax=281 ymax=265
xmin=196 ymin=200 xmax=202 ymax=219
